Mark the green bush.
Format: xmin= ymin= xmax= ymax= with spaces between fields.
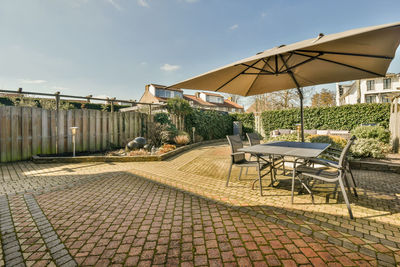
xmin=266 ymin=133 xmax=301 ymax=142
xmin=351 ymin=138 xmax=391 ymax=158
xmin=351 ymin=125 xmax=390 ymax=144
xmin=261 ymin=103 xmax=390 ymax=135
xmin=306 ymin=135 xmax=347 ymax=149
xmin=230 ymin=113 xmax=255 ymax=134
xmin=154 ymin=112 xmax=171 ymax=125
xmin=185 ymin=109 xmax=233 ymax=140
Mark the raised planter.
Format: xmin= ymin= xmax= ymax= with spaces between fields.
xmin=32 ymin=139 xmax=225 ymax=164
xmin=350 ymin=159 xmax=400 ymax=174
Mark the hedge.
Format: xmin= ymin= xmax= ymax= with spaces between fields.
xmin=261 ymin=103 xmax=390 ymax=135
xmin=185 ymin=109 xmax=233 ymax=140
xmin=230 ymin=112 xmax=255 ymax=134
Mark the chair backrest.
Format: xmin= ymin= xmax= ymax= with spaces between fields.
xmin=338 ymin=135 xmax=357 ymax=168
xmin=246 ymin=132 xmax=261 ymax=146
xmin=226 ymin=135 xmax=245 ymax=163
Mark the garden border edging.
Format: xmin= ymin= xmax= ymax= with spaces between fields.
xmin=32 ymin=139 xmax=225 ymax=164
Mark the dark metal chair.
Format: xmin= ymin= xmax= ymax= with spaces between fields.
xmin=226 ymin=135 xmax=271 ymax=196
xmin=246 ymin=133 xmax=286 ymax=176
xmin=292 ymin=136 xmax=357 ymax=219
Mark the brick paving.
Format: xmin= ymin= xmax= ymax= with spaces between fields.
xmin=0 ymin=142 xmax=399 ymax=265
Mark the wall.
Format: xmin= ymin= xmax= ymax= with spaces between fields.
xmin=0 ymin=106 xmax=152 ymax=162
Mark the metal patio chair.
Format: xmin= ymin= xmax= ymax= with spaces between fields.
xmin=226 ymin=135 xmax=271 ymax=196
xmin=246 ymin=132 xmax=286 ymax=176
xmin=291 ymin=136 xmax=357 ymax=219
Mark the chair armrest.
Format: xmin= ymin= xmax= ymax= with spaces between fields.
xmin=307 ymin=158 xmax=341 ymax=169
xmin=231 ymin=152 xmax=245 ymax=156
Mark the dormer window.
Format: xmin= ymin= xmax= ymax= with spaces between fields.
xmin=206 ymin=95 xmax=223 ymax=103
xmin=155 ymin=88 xmax=183 ymax=98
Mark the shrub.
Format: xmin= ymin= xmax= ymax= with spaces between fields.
xmin=185 ymin=109 xmax=233 ymax=140
xmin=306 ymin=135 xmax=347 ymax=149
xmin=158 ymin=144 xmax=176 ymax=154
xmin=154 ymin=112 xmax=171 ymax=125
xmin=351 ymin=138 xmax=391 ymax=158
xmin=174 ymin=135 xmax=190 ymax=146
xmin=147 ymin=122 xmax=166 ymax=147
xmin=127 ymin=149 xmax=150 ymax=156
xmin=351 ymin=125 xmax=390 ymax=144
xmin=261 ymin=103 xmax=390 ymax=135
xmin=266 ymin=133 xmax=301 ymax=142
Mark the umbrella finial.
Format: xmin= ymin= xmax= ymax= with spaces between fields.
xmin=313 ymin=33 xmax=325 ymax=43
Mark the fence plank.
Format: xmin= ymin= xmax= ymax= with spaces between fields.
xmin=102 ymin=112 xmax=108 ymax=150
xmin=50 ymin=110 xmax=57 ymax=154
xmin=118 ymin=113 xmax=123 ymax=146
xmin=11 ymin=107 xmax=21 ymax=161
xmin=21 ymin=107 xmax=32 ymax=160
xmin=95 ymin=110 xmax=101 ymax=151
xmin=89 ymin=110 xmax=96 ymax=152
xmin=113 ymin=112 xmax=118 ymax=146
xmin=0 ymin=107 xmax=11 ymax=162
xmin=125 ymin=112 xmax=130 ymax=142
xmin=82 ymin=109 xmax=89 ymax=152
xmin=31 ymin=108 xmax=42 ymax=156
xmin=57 ymin=110 xmax=65 ymax=154
xmin=66 ymin=110 xmax=74 ymax=152
xmin=74 ymin=110 xmax=83 ymax=152
xmin=41 ymin=109 xmax=50 ymax=155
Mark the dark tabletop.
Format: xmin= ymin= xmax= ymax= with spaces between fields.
xmin=238 ymin=141 xmax=330 ymax=158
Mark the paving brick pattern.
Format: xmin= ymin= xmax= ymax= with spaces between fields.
xmin=36 ymin=174 xmax=377 ymax=266
xmin=0 ymin=142 xmax=399 ymax=265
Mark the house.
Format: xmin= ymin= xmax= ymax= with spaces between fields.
xmin=336 ymin=73 xmax=400 ymax=105
xmin=139 ymin=84 xmax=244 ymax=113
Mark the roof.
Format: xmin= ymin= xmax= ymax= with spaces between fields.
xmin=149 ymin=84 xmax=183 ymax=92
xmin=184 ymin=94 xmax=244 ymax=109
xmin=200 ymin=92 xmax=223 ymax=97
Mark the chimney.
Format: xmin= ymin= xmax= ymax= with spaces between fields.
xmin=145 ymin=84 xmax=150 ymax=91
xmin=195 ymin=92 xmax=200 ymax=98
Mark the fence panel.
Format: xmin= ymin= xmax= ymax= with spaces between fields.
xmin=0 ymin=107 xmax=148 ymax=162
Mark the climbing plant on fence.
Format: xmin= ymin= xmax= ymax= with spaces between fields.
xmin=261 ymin=103 xmax=390 ymax=135
xmin=230 ymin=112 xmax=255 ymax=134
xmin=185 ymin=109 xmax=233 ymax=140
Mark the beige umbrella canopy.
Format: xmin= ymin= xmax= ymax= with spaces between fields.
xmin=169 ymin=22 xmax=400 ymax=140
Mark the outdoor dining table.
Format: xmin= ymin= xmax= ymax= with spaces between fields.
xmin=238 ymin=141 xmax=330 ymax=195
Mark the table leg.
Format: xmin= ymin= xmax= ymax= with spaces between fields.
xmin=257 ymin=155 xmax=263 ymax=196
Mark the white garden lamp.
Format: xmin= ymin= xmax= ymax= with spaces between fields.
xmin=70 ymin=127 xmax=79 ymax=157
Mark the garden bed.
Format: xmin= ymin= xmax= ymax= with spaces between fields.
xmin=32 ymin=139 xmax=225 ymax=163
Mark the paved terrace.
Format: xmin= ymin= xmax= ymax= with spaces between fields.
xmin=0 ymin=142 xmax=399 ymax=266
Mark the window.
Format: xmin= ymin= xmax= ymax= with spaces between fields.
xmin=206 ymin=95 xmax=223 ymax=103
xmin=173 ymin=91 xmax=183 ymax=98
xmin=366 ymin=80 xmax=375 ymax=91
xmin=365 ymin=95 xmax=376 ymax=103
xmin=338 ymin=85 xmax=344 ymax=96
xmin=155 ymin=89 xmax=171 ymax=98
xmin=381 ymin=95 xmax=390 ymax=103
xmin=383 ymin=78 xmax=391 ymax=89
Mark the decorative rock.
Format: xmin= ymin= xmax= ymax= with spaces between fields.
xmin=126 ymin=137 xmax=146 ymax=150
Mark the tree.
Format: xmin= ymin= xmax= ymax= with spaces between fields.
xmin=311 ymin=89 xmax=335 ymax=107
xmin=166 ymin=97 xmax=193 ymax=130
xmin=250 ymin=87 xmax=313 ymax=112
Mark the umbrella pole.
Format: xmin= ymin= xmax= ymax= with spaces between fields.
xmin=296 ymin=88 xmax=305 ymax=142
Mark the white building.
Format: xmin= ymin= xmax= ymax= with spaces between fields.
xmin=336 ymin=73 xmax=400 ymax=105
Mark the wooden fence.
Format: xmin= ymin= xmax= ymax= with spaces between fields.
xmin=0 ymin=106 xmax=152 ymax=162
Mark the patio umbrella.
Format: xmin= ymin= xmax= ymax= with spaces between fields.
xmin=168 ymin=22 xmax=400 ymax=141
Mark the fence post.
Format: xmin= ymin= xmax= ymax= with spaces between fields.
xmin=55 ymin=91 xmax=60 ymax=154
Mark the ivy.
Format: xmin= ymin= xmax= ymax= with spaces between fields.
xmin=261 ymin=103 xmax=390 ymax=135
xmin=230 ymin=112 xmax=255 ymax=134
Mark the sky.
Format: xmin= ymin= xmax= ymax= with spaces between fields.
xmin=0 ymin=0 xmax=399 ymax=108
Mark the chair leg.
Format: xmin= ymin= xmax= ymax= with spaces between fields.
xmin=347 ymin=165 xmax=358 ymax=198
xmin=291 ymin=167 xmax=296 ymax=204
xmin=282 ymin=158 xmax=286 ymax=175
xmin=226 ymin=163 xmax=233 ymax=187
xmin=338 ymin=177 xmax=354 ymax=219
xmin=257 ymin=157 xmax=263 ymax=196
xmin=343 ymin=173 xmax=353 ymax=202
xmin=245 ymin=167 xmax=249 ymax=176
xmin=238 ymin=167 xmax=243 ymax=181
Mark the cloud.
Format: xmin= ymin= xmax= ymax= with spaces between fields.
xmin=261 ymin=12 xmax=267 ymax=18
xmin=21 ymin=79 xmax=47 ymax=84
xmin=161 ymin=64 xmax=181 ymax=72
xmin=137 ymin=0 xmax=149 ymax=7
xmin=140 ymin=61 xmax=148 ymax=65
xmin=229 ymin=24 xmax=239 ymax=30
xmin=106 ymin=0 xmax=122 ymax=10
xmin=184 ymin=0 xmax=199 ymax=3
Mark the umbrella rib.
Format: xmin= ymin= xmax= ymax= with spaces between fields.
xmin=296 ymin=50 xmax=393 ymax=60
xmin=244 ymin=60 xmax=269 ymax=97
xmin=294 ymin=51 xmax=386 ymax=77
xmin=215 ymin=59 xmax=263 ymax=92
xmin=263 ymin=57 xmax=275 ymax=73
xmin=240 ymin=63 xmax=275 ymax=74
xmin=279 ymin=55 xmax=300 ymax=88
xmin=285 ymin=52 xmax=323 ymax=72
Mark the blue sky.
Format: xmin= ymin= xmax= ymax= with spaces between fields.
xmin=0 ymin=0 xmax=399 ymax=107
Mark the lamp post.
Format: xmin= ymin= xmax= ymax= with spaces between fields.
xmin=295 ymin=124 xmax=301 ymax=142
xmin=70 ymin=127 xmax=78 ymax=157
